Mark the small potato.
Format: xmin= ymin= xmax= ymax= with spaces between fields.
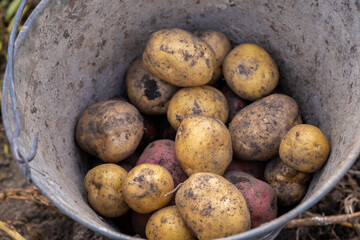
xmin=167 ymin=86 xmax=229 ymax=130
xmin=279 ymin=124 xmax=331 ymax=173
xmin=122 ymin=163 xmax=174 ymax=214
xmin=224 ymin=171 xmax=277 ymax=228
xmin=175 ymin=115 xmax=233 ymax=176
xmin=176 ymin=172 xmax=251 ymax=239
xmin=194 ymin=30 xmax=231 ymax=84
xmin=229 ymin=94 xmax=300 ymax=161
xmin=146 ymin=206 xmax=196 ymax=240
xmin=142 ymin=28 xmax=216 ymax=87
xmin=223 ymin=43 xmax=279 ymax=101
xmin=265 ymin=158 xmax=310 ymax=206
xmin=84 ymin=164 xmax=129 ymax=217
xmin=126 ymin=58 xmax=178 ymax=115
xmin=76 ymin=100 xmax=143 ymax=163
xmin=137 ymin=140 xmax=188 ymax=186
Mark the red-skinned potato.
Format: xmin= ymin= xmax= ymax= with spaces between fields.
xmin=224 ymin=171 xmax=277 ymax=228
xmin=130 ymin=210 xmax=152 ymax=238
xmin=226 ymin=160 xmax=265 ymax=180
xmin=221 ymin=85 xmax=248 ymax=123
xmin=136 ymin=140 xmax=188 ymax=186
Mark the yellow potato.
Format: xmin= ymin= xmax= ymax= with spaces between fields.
xmin=167 ymin=85 xmax=229 ymax=130
xmin=122 ymin=163 xmax=174 ymax=214
xmin=75 ymin=100 xmax=143 ymax=163
xmin=279 ymin=124 xmax=331 ymax=173
xmin=175 ymin=115 xmax=232 ymax=176
xmin=145 ymin=206 xmax=196 ymax=240
xmin=175 ymin=172 xmax=251 ymax=239
xmin=265 ymin=158 xmax=310 ymax=206
xmin=126 ymin=58 xmax=178 ymax=115
xmin=223 ymin=43 xmax=279 ymax=101
xmin=142 ymin=28 xmax=216 ymax=87
xmin=229 ymin=94 xmax=300 ymax=161
xmin=194 ymin=30 xmax=231 ymax=84
xmin=84 ymin=164 xmax=129 ymax=217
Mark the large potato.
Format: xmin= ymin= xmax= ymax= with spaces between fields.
xmin=142 ymin=28 xmax=216 ymax=87
xmin=146 ymin=206 xmax=196 ymax=240
xmin=167 ymin=86 xmax=229 ymax=130
xmin=194 ymin=30 xmax=231 ymax=84
xmin=84 ymin=164 xmax=129 ymax=217
xmin=126 ymin=58 xmax=178 ymax=115
xmin=137 ymin=140 xmax=188 ymax=186
xmin=175 ymin=115 xmax=233 ymax=176
xmin=223 ymin=43 xmax=279 ymax=101
xmin=224 ymin=171 xmax=277 ymax=228
xmin=265 ymin=158 xmax=310 ymax=206
xmin=122 ymin=163 xmax=174 ymax=214
xmin=176 ymin=172 xmax=251 ymax=239
xmin=76 ymin=100 xmax=143 ymax=163
xmin=279 ymin=124 xmax=330 ymax=173
xmin=229 ymin=94 xmax=300 ymax=161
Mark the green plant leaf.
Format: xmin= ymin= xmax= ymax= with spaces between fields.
xmin=5 ymin=0 xmax=21 ymax=21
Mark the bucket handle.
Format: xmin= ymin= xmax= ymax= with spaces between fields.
xmin=2 ymin=0 xmax=38 ymax=182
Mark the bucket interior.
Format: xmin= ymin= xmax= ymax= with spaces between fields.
xmin=5 ymin=0 xmax=360 ymax=239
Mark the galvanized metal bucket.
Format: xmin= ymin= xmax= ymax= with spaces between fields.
xmin=3 ymin=0 xmax=360 ymax=239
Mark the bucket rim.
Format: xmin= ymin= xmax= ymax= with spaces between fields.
xmin=3 ymin=0 xmax=360 ymax=239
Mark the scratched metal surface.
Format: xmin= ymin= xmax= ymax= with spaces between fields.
xmin=3 ymin=0 xmax=360 ymax=239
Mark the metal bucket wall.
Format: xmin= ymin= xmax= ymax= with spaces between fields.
xmin=3 ymin=0 xmax=360 ymax=239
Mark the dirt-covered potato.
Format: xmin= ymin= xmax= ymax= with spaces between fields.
xmin=194 ymin=30 xmax=231 ymax=84
xmin=84 ymin=164 xmax=129 ymax=217
xmin=137 ymin=140 xmax=188 ymax=186
xmin=229 ymin=94 xmax=300 ymax=162
xmin=122 ymin=163 xmax=174 ymax=214
xmin=167 ymin=86 xmax=229 ymax=130
xmin=265 ymin=158 xmax=311 ymax=206
xmin=126 ymin=58 xmax=178 ymax=115
xmin=221 ymin=85 xmax=248 ymax=123
xmin=175 ymin=115 xmax=232 ymax=176
xmin=226 ymin=160 xmax=265 ymax=180
xmin=146 ymin=206 xmax=196 ymax=240
xmin=224 ymin=171 xmax=277 ymax=228
xmin=223 ymin=43 xmax=279 ymax=101
xmin=176 ymin=172 xmax=251 ymax=239
xmin=142 ymin=28 xmax=216 ymax=87
xmin=76 ymin=100 xmax=143 ymax=163
xmin=279 ymin=124 xmax=331 ymax=173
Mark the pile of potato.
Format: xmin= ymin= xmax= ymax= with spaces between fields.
xmin=75 ymin=28 xmax=331 ymax=240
